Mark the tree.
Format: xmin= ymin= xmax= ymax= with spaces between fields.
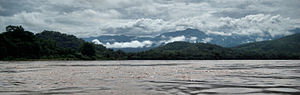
xmin=6 ymin=25 xmax=24 ymax=32
xmin=1 ymin=25 xmax=41 ymax=59
xmin=80 ymin=42 xmax=96 ymax=57
xmin=0 ymin=34 xmax=7 ymax=59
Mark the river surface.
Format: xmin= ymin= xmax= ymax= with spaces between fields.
xmin=0 ymin=60 xmax=300 ymax=95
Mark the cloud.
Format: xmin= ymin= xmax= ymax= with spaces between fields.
xmin=100 ymin=18 xmax=175 ymax=36
xmin=255 ymin=38 xmax=265 ymax=42
xmin=93 ymin=36 xmax=200 ymax=48
xmin=214 ymin=14 xmax=298 ymax=37
xmin=164 ymin=36 xmax=186 ymax=44
xmin=93 ymin=39 xmax=153 ymax=48
xmin=0 ymin=0 xmax=300 ymax=38
xmin=201 ymin=37 xmax=213 ymax=43
xmin=189 ymin=36 xmax=198 ymax=43
xmin=92 ymin=39 xmax=103 ymax=45
xmin=101 ymin=14 xmax=298 ymax=37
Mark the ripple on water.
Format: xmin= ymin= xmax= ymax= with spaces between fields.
xmin=183 ymin=84 xmax=211 ymax=90
xmin=44 ymin=87 xmax=85 ymax=94
xmin=265 ymin=88 xmax=300 ymax=93
xmin=0 ymin=70 xmax=18 ymax=73
xmin=49 ymin=63 xmax=183 ymax=67
xmin=1 ymin=60 xmax=300 ymax=94
xmin=199 ymin=87 xmax=262 ymax=94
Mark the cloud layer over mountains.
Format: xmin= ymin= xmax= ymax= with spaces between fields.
xmin=92 ymin=39 xmax=154 ymax=48
xmin=92 ymin=35 xmax=199 ymax=48
xmin=1 ymin=0 xmax=300 ymax=38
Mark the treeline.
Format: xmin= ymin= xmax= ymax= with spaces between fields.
xmin=129 ymin=33 xmax=300 ymax=60
xmin=128 ymin=42 xmax=300 ymax=60
xmin=0 ymin=25 xmax=126 ymax=60
xmin=0 ymin=25 xmax=299 ymax=60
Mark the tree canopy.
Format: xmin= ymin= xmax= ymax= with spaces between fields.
xmin=0 ymin=25 xmax=125 ymax=60
xmin=1 ymin=25 xmax=299 ymax=60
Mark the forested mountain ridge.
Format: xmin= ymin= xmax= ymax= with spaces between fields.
xmin=0 ymin=25 xmax=299 ymax=60
xmin=84 ymin=28 xmax=300 ymax=52
xmin=129 ymin=33 xmax=300 ymax=60
xmin=127 ymin=42 xmax=238 ymax=60
xmin=232 ymin=33 xmax=300 ymax=59
xmin=234 ymin=33 xmax=300 ymax=53
xmin=36 ymin=31 xmax=85 ymax=51
xmin=0 ymin=26 xmax=41 ymax=59
xmin=0 ymin=25 xmax=125 ymax=60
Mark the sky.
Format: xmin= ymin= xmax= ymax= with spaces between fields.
xmin=0 ymin=0 xmax=300 ymax=38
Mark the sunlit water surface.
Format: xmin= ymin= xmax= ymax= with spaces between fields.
xmin=0 ymin=60 xmax=300 ymax=95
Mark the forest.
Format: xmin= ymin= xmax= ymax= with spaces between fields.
xmin=0 ymin=25 xmax=299 ymax=60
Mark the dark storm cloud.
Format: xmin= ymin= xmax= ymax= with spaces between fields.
xmin=0 ymin=0 xmax=299 ymax=37
xmin=0 ymin=0 xmax=38 ymax=16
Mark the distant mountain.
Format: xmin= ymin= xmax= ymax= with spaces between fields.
xmin=156 ymin=28 xmax=271 ymax=47
xmin=84 ymin=35 xmax=137 ymax=43
xmin=83 ymin=28 xmax=300 ymax=52
xmin=234 ymin=33 xmax=300 ymax=54
xmin=83 ymin=35 xmax=156 ymax=52
xmin=111 ymin=47 xmax=154 ymax=53
xmin=290 ymin=28 xmax=300 ymax=34
xmin=128 ymin=42 xmax=238 ymax=60
xmin=129 ymin=33 xmax=300 ymax=60
xmin=150 ymin=41 xmax=227 ymax=52
xmin=1 ymin=25 xmax=299 ymax=60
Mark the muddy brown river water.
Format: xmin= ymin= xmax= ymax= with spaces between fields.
xmin=0 ymin=60 xmax=300 ymax=95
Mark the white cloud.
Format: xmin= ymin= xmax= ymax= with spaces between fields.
xmin=93 ymin=39 xmax=154 ymax=48
xmin=214 ymin=14 xmax=298 ymax=37
xmin=92 ymin=39 xmax=103 ymax=45
xmin=93 ymin=36 xmax=199 ymax=48
xmin=255 ymin=38 xmax=265 ymax=42
xmin=189 ymin=36 xmax=198 ymax=43
xmin=164 ymin=36 xmax=186 ymax=44
xmin=201 ymin=37 xmax=213 ymax=43
xmin=190 ymin=37 xmax=197 ymax=41
xmin=100 ymin=18 xmax=175 ymax=36
xmin=160 ymin=35 xmax=166 ymax=38
xmin=1 ymin=0 xmax=300 ymax=38
xmin=99 ymin=14 xmax=299 ymax=38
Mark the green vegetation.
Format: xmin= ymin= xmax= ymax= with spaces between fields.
xmin=0 ymin=25 xmax=40 ymax=60
xmin=128 ymin=42 xmax=238 ymax=60
xmin=80 ymin=42 xmax=96 ymax=57
xmin=129 ymin=33 xmax=300 ymax=60
xmin=233 ymin=33 xmax=300 ymax=59
xmin=0 ymin=25 xmax=125 ymax=60
xmin=0 ymin=25 xmax=299 ymax=60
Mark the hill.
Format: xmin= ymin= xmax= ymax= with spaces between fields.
xmin=84 ymin=28 xmax=300 ymax=52
xmin=128 ymin=42 xmax=238 ymax=60
xmin=1 ymin=25 xmax=299 ymax=60
xmin=0 ymin=25 xmax=125 ymax=60
xmin=233 ymin=33 xmax=300 ymax=59
xmin=36 ymin=31 xmax=85 ymax=51
xmin=234 ymin=33 xmax=300 ymax=53
xmin=129 ymin=33 xmax=300 ymax=60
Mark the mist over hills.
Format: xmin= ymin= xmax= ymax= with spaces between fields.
xmin=131 ymin=33 xmax=300 ymax=60
xmin=84 ymin=28 xmax=300 ymax=52
xmin=234 ymin=33 xmax=300 ymax=54
xmin=1 ymin=25 xmax=299 ymax=60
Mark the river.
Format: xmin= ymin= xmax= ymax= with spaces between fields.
xmin=0 ymin=60 xmax=299 ymax=95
